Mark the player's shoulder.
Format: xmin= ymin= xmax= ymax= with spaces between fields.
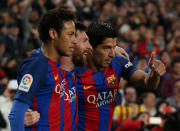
xmin=111 ymin=55 xmax=130 ymax=67
xmin=21 ymin=49 xmax=49 ymax=67
xmin=112 ymin=55 xmax=128 ymax=63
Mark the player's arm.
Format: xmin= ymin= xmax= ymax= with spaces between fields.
xmin=129 ymin=52 xmax=165 ymax=89
xmin=8 ymin=100 xmax=29 ymax=131
xmin=8 ymin=58 xmax=48 ymax=130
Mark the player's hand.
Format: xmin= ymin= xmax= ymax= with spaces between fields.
xmin=115 ymin=46 xmax=130 ymax=61
xmin=148 ymin=51 xmax=166 ymax=76
xmin=24 ymin=109 xmax=40 ymax=127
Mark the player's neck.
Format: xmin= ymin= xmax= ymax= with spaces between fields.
xmin=60 ymin=56 xmax=74 ymax=71
xmin=41 ymin=43 xmax=59 ymax=62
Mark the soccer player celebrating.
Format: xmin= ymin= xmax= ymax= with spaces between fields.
xmin=23 ymin=22 xmax=166 ymax=131
xmin=8 ymin=7 xmax=77 ymax=131
xmin=75 ymin=22 xmax=165 ymax=131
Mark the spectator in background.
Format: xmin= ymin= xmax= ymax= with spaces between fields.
xmin=0 ymin=69 xmax=8 ymax=95
xmin=160 ymin=58 xmax=180 ymax=99
xmin=3 ymin=22 xmax=23 ymax=79
xmin=159 ymin=50 xmax=171 ymax=74
xmin=136 ymin=56 xmax=150 ymax=73
xmin=163 ymin=111 xmax=180 ymax=131
xmin=115 ymin=112 xmax=151 ymax=131
xmin=166 ymin=81 xmax=180 ymax=110
xmin=155 ymin=25 xmax=166 ymax=51
xmin=0 ymin=21 xmax=7 ymax=39
xmin=0 ymin=39 xmax=9 ymax=69
xmin=113 ymin=86 xmax=144 ymax=124
xmin=141 ymin=91 xmax=157 ymax=116
xmin=156 ymin=50 xmax=171 ymax=97
xmin=5 ymin=22 xmax=23 ymax=58
xmin=0 ymin=80 xmax=18 ymax=131
xmin=0 ymin=9 xmax=11 ymax=25
xmin=138 ymin=28 xmax=160 ymax=57
xmin=167 ymin=29 xmax=180 ymax=59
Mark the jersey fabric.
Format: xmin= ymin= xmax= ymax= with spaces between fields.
xmin=13 ymin=48 xmax=76 ymax=131
xmin=75 ymin=55 xmax=138 ymax=131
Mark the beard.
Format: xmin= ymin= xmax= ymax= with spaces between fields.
xmin=72 ymin=53 xmax=84 ymax=66
xmin=72 ymin=50 xmax=90 ymax=66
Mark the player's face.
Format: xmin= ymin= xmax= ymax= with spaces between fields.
xmin=55 ymin=21 xmax=76 ymax=57
xmin=92 ymin=38 xmax=116 ymax=69
xmin=72 ymin=30 xmax=92 ymax=66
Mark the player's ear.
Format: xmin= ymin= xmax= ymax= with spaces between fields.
xmin=49 ymin=28 xmax=58 ymax=40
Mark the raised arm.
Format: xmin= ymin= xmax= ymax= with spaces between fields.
xmin=129 ymin=52 xmax=165 ymax=89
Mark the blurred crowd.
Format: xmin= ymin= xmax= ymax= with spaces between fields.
xmin=0 ymin=0 xmax=180 ymax=131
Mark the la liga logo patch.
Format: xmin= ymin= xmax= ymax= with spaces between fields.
xmin=22 ymin=75 xmax=32 ymax=85
xmin=19 ymin=74 xmax=33 ymax=92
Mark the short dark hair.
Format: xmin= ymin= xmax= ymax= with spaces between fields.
xmin=38 ymin=7 xmax=76 ymax=43
xmin=75 ymin=22 xmax=87 ymax=31
xmin=137 ymin=56 xmax=147 ymax=62
xmin=124 ymin=86 xmax=136 ymax=95
xmin=86 ymin=22 xmax=117 ymax=48
xmin=141 ymin=91 xmax=155 ymax=101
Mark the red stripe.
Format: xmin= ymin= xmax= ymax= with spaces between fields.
xmin=75 ymin=92 xmax=78 ymax=131
xmin=72 ymin=73 xmax=78 ymax=131
xmin=48 ymin=60 xmax=61 ymax=131
xmin=32 ymin=97 xmax=37 ymax=131
xmin=62 ymin=70 xmax=72 ymax=130
xmin=120 ymin=105 xmax=123 ymax=122
xmin=126 ymin=107 xmax=129 ymax=119
xmin=75 ymin=73 xmax=78 ymax=131
xmin=81 ymin=69 xmax=99 ymax=131
xmin=104 ymin=66 xmax=119 ymax=130
xmin=138 ymin=105 xmax=141 ymax=113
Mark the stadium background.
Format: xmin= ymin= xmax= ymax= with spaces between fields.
xmin=0 ymin=0 xmax=180 ymax=130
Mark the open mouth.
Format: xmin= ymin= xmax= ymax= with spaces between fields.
xmin=106 ymin=59 xmax=111 ymax=64
xmin=83 ymin=52 xmax=88 ymax=56
xmin=83 ymin=50 xmax=92 ymax=56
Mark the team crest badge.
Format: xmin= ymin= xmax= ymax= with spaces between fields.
xmin=19 ymin=74 xmax=33 ymax=92
xmin=106 ymin=74 xmax=117 ymax=86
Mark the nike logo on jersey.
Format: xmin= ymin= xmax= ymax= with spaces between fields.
xmin=83 ymin=86 xmax=92 ymax=90
xmin=54 ymin=74 xmax=58 ymax=81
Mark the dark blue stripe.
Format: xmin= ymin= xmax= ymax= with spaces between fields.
xmin=77 ymin=74 xmax=85 ymax=131
xmin=66 ymin=71 xmax=77 ymax=130
xmin=93 ymin=72 xmax=109 ymax=131
xmin=59 ymin=71 xmax=65 ymax=131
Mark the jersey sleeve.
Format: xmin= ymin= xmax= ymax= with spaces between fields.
xmin=112 ymin=55 xmax=138 ymax=80
xmin=15 ymin=58 xmax=48 ymax=106
xmin=8 ymin=100 xmax=29 ymax=131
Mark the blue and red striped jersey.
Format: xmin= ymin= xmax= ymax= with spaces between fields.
xmin=75 ymin=55 xmax=137 ymax=131
xmin=15 ymin=48 xmax=76 ymax=131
